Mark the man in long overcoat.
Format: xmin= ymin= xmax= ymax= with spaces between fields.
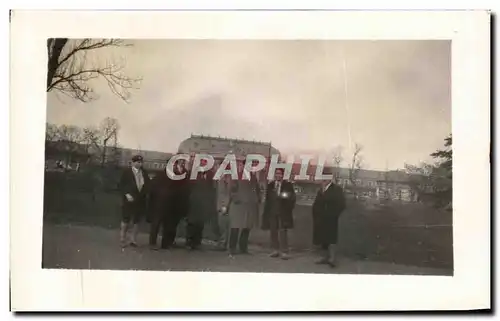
xmin=185 ymin=168 xmax=217 ymax=250
xmin=148 ymin=163 xmax=172 ymax=250
xmin=262 ymin=168 xmax=296 ymax=260
xmin=149 ymin=157 xmax=190 ymax=249
xmin=219 ymin=161 xmax=261 ymax=256
xmin=312 ymin=178 xmax=346 ymax=267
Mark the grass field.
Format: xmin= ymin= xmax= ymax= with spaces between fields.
xmin=43 ymin=178 xmax=453 ymax=271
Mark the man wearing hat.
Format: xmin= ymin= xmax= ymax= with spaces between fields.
xmin=312 ymin=174 xmax=346 ymax=267
xmin=118 ymin=154 xmax=151 ymax=247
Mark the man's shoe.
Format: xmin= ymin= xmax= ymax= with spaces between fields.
xmin=315 ymin=257 xmax=329 ymax=264
xmin=280 ymin=253 xmax=291 ymax=260
xmin=269 ymin=251 xmax=280 ymax=258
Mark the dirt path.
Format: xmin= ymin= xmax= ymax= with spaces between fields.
xmin=42 ymin=224 xmax=452 ymax=276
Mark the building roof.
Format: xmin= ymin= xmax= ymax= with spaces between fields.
xmin=190 ymin=134 xmax=273 ymax=146
xmin=178 ymin=134 xmax=280 ymax=158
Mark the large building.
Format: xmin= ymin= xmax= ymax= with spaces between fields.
xmin=177 ymin=134 xmax=280 ymax=183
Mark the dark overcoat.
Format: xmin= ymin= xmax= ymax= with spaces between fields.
xmin=148 ymin=169 xmax=170 ymax=222
xmin=261 ymin=180 xmax=296 ymax=230
xmin=167 ymin=168 xmax=191 ymax=219
xmin=186 ymin=172 xmax=217 ymax=224
xmin=118 ymin=167 xmax=151 ymax=219
xmin=312 ymin=183 xmax=346 ymax=245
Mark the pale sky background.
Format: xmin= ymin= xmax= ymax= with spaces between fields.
xmin=46 ymin=40 xmax=450 ymax=171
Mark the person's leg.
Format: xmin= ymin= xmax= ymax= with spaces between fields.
xmin=185 ymin=220 xmax=195 ymax=248
xmin=279 ymin=229 xmax=290 ymax=260
xmin=315 ymin=243 xmax=329 ymax=264
xmin=217 ymin=214 xmax=230 ymax=250
xmin=327 ymin=217 xmax=340 ymax=267
xmin=186 ymin=220 xmax=204 ymax=249
xmin=130 ymin=223 xmax=140 ymax=246
xmin=149 ymin=210 xmax=162 ymax=248
xmin=269 ymin=216 xmax=280 ymax=257
xmin=130 ymin=200 xmax=145 ymax=246
xmin=161 ymin=201 xmax=178 ymax=248
xmin=327 ymin=244 xmax=337 ymax=267
xmin=228 ymin=228 xmax=240 ymax=255
xmin=120 ymin=205 xmax=131 ymax=247
xmin=193 ymin=222 xmax=204 ymax=249
xmin=169 ymin=201 xmax=183 ymax=247
xmin=160 ymin=213 xmax=172 ymax=249
xmin=239 ymin=228 xmax=251 ymax=254
xmin=205 ymin=211 xmax=221 ymax=243
xmin=120 ymin=221 xmax=129 ymax=247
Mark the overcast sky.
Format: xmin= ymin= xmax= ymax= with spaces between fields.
xmin=46 ymin=40 xmax=450 ymax=171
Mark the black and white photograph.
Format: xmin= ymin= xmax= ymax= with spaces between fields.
xmin=41 ymin=38 xmax=454 ymax=276
xmin=9 ymin=9 xmax=490 ymax=311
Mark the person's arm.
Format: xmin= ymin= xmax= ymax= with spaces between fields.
xmin=149 ymin=174 xmax=160 ymax=203
xmin=119 ymin=170 xmax=134 ymax=201
xmin=255 ymin=179 xmax=262 ymax=204
xmin=312 ymin=189 xmax=321 ymax=218
xmin=218 ymin=179 xmax=231 ymax=212
xmin=262 ymin=183 xmax=272 ymax=216
xmin=288 ymin=182 xmax=297 ymax=209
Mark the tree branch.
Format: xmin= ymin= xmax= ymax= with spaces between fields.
xmin=46 ymin=38 xmax=140 ymax=103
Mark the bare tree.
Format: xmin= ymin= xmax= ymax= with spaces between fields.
xmin=89 ymin=117 xmax=120 ymax=166
xmin=81 ymin=126 xmax=100 ymax=163
xmin=46 ymin=38 xmax=141 ymax=102
xmin=45 ymin=123 xmax=60 ymax=142
xmin=331 ymin=145 xmax=344 ymax=182
xmin=57 ymin=125 xmax=83 ymax=143
xmin=348 ymin=143 xmax=363 ymax=186
xmin=48 ymin=124 xmax=85 ymax=167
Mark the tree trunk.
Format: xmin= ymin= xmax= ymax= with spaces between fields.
xmin=46 ymin=38 xmax=68 ymax=90
xmin=100 ymin=146 xmax=107 ymax=167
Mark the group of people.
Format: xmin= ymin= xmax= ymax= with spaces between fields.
xmin=118 ymin=154 xmax=346 ymax=267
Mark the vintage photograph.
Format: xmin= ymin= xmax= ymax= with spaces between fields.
xmin=41 ymin=39 xmax=453 ymax=276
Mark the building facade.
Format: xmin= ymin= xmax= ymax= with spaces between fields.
xmin=177 ymin=134 xmax=281 ymax=183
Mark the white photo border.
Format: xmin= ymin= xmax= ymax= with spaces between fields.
xmin=9 ymin=10 xmax=490 ymax=311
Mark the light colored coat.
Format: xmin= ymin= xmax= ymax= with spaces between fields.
xmin=216 ymin=176 xmax=261 ymax=229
